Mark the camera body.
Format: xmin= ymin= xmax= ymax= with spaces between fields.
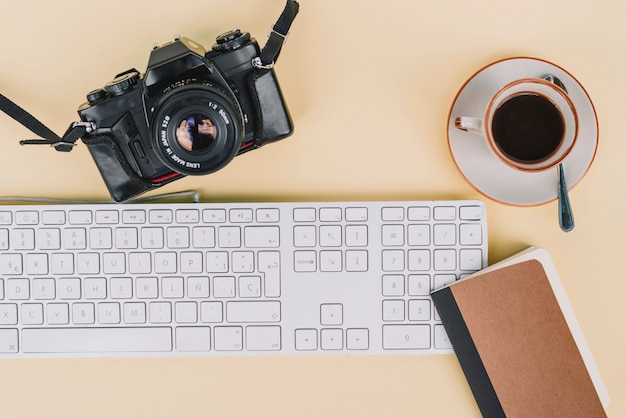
xmin=77 ymin=30 xmax=293 ymax=202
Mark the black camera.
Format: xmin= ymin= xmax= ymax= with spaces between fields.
xmin=77 ymin=27 xmax=294 ymax=202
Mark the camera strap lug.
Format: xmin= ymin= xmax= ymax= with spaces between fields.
xmin=253 ymin=0 xmax=299 ymax=70
xmin=19 ymin=121 xmax=96 ymax=152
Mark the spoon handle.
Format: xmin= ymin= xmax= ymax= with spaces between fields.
xmin=558 ymin=163 xmax=575 ymax=232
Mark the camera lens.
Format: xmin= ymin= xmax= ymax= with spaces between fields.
xmin=174 ymin=113 xmax=217 ymax=152
xmin=151 ymin=83 xmax=244 ymax=176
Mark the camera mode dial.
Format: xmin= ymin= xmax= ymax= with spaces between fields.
xmin=104 ymin=71 xmax=140 ymax=96
xmin=212 ymin=29 xmax=251 ymax=51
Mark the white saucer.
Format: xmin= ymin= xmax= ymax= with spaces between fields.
xmin=447 ymin=57 xmax=598 ymax=206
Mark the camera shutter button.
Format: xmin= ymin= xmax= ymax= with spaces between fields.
xmin=212 ymin=29 xmax=251 ymax=51
xmin=104 ymin=72 xmax=140 ymax=96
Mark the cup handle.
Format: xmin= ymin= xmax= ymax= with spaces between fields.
xmin=454 ymin=116 xmax=483 ymax=134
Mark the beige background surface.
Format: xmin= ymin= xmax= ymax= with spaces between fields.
xmin=0 ymin=0 xmax=623 ymax=416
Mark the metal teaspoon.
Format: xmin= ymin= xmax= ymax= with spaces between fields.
xmin=544 ymin=75 xmax=575 ymax=232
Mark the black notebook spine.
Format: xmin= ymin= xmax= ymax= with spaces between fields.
xmin=431 ymin=287 xmax=506 ymax=418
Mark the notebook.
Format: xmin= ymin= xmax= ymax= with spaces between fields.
xmin=431 ymin=247 xmax=609 ymax=417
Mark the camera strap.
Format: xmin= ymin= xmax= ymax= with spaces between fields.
xmin=0 ymin=92 xmax=88 ymax=152
xmin=0 ymin=91 xmax=91 ymax=152
xmin=253 ymin=0 xmax=300 ymax=70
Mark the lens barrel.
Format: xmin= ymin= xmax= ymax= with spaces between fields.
xmin=151 ymin=83 xmax=244 ymax=175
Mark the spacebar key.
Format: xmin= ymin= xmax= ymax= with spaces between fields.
xmin=22 ymin=327 xmax=172 ymax=353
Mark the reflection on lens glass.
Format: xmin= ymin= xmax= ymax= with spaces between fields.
xmin=175 ymin=114 xmax=217 ymax=152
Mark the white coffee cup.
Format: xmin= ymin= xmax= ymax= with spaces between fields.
xmin=454 ymin=78 xmax=578 ymax=172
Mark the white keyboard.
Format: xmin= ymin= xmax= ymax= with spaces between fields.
xmin=0 ymin=200 xmax=487 ymax=358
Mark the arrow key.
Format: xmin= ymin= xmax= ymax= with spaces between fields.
xmin=346 ymin=328 xmax=369 ymax=350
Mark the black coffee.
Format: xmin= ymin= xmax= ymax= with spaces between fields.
xmin=492 ymin=93 xmax=564 ymax=163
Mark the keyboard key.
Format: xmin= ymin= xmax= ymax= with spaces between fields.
xmin=407 ymin=206 xmax=430 ymax=221
xmin=382 ymin=249 xmax=404 ymax=272
xmin=319 ymin=225 xmax=342 ymax=247
xmin=12 ymin=228 xmax=35 ymax=250
xmin=319 ymin=207 xmax=342 ymax=222
xmin=202 ymin=209 xmax=226 ymax=223
xmin=229 ymin=209 xmax=253 ymax=223
xmin=0 ymin=304 xmax=18 ymax=325
xmin=295 ymin=328 xmax=318 ymax=350
xmin=95 ymin=210 xmax=119 ymax=224
xmin=0 ymin=229 xmax=8 ymax=250
xmin=244 ymin=226 xmax=280 ymax=248
xmin=434 ymin=324 xmax=453 ymax=349
xmin=187 ymin=277 xmax=210 ymax=298
xmin=408 ymin=299 xmax=431 ymax=321
xmin=175 ymin=209 xmax=199 ymax=224
xmin=293 ymin=208 xmax=316 ymax=222
xmin=382 ymin=300 xmax=405 ymax=321
xmin=319 ymin=250 xmax=342 ymax=272
xmin=382 ymin=207 xmax=404 ymax=221
xmin=33 ymin=278 xmax=55 ymax=300
xmin=73 ymin=303 xmax=95 ymax=324
xmin=346 ymin=329 xmax=369 ymax=350
xmin=47 ymin=303 xmax=70 ymax=325
xmin=433 ymin=224 xmax=456 ymax=246
xmin=21 ymin=327 xmax=172 ymax=353
xmin=174 ymin=301 xmax=197 ymax=323
xmin=407 ymin=224 xmax=430 ymax=246
xmin=200 ymin=301 xmax=223 ymax=323
xmin=0 ymin=254 xmax=22 ymax=274
xmin=345 ymin=225 xmax=368 ymax=247
xmin=382 ymin=275 xmax=405 ymax=297
xmin=176 ymin=327 xmax=210 ymax=351
xmin=434 ymin=249 xmax=456 ymax=271
xmin=246 ymin=326 xmax=281 ymax=351
xmin=320 ymin=303 xmax=343 ymax=325
xmin=162 ymin=276 xmax=184 ymax=299
xmin=345 ymin=207 xmax=367 ymax=222
xmin=122 ymin=210 xmax=146 ymax=224
xmin=256 ymin=208 xmax=280 ymax=223
xmin=460 ymin=249 xmax=483 ymax=271
xmin=433 ymin=206 xmax=456 ymax=221
xmin=226 ymin=301 xmax=280 ymax=323
xmin=83 ymin=278 xmax=106 ymax=299
xmin=258 ymin=252 xmax=281 ymax=297
xmin=42 ymin=211 xmax=65 ymax=225
xmin=382 ymin=324 xmax=430 ymax=349
xmin=26 ymin=254 xmax=49 ymax=276
xmin=167 ymin=227 xmax=190 ymax=249
xmin=408 ymin=274 xmax=431 ymax=296
xmin=149 ymin=302 xmax=172 ymax=323
xmin=6 ymin=279 xmax=29 ymax=300
xmin=320 ymin=328 xmax=343 ymax=350
xmin=214 ymin=326 xmax=243 ymax=351
xmin=0 ymin=329 xmax=18 ymax=353
xmin=98 ymin=302 xmax=120 ymax=324
xmin=218 ymin=226 xmax=241 ymax=248
xmin=0 ymin=212 xmax=12 ymax=225
xmin=459 ymin=205 xmax=483 ymax=221
xmin=345 ymin=250 xmax=368 ymax=272
xmin=294 ymin=251 xmax=316 ymax=272
xmin=293 ymin=225 xmax=316 ymax=247
xmin=460 ymin=223 xmax=482 ymax=245
xmin=68 ymin=210 xmax=92 ymax=225
xmin=15 ymin=211 xmax=38 ymax=225
xmin=382 ymin=224 xmax=404 ymax=246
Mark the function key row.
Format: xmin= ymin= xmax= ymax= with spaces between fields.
xmin=0 ymin=208 xmax=282 ymax=226
xmin=292 ymin=205 xmax=483 ymax=223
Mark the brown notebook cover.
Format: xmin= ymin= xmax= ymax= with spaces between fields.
xmin=431 ymin=247 xmax=609 ymax=417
